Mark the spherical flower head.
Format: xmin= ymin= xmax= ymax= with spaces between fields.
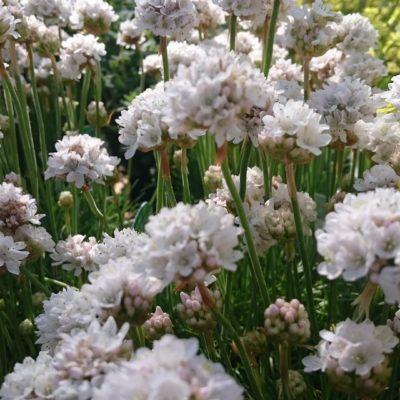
xmin=259 ymin=99 xmax=331 ymax=163
xmin=70 ymin=0 xmax=118 ymax=36
xmin=0 ymin=4 xmax=20 ymax=45
xmin=283 ymin=0 xmax=341 ymax=58
xmin=0 ymin=182 xmax=44 ymax=233
xmin=58 ymin=33 xmax=106 ymax=81
xmin=303 ymin=319 xmax=398 ymax=398
xmin=0 ymin=232 xmax=28 ymax=274
xmin=212 ymin=0 xmax=268 ymax=20
xmin=44 ymin=133 xmax=119 ymax=188
xmin=164 ymin=47 xmax=271 ymax=148
xmin=354 ymin=165 xmax=400 ymax=192
xmin=33 ymin=24 xmax=60 ymax=58
xmin=204 ymin=165 xmax=223 ymax=193
xmin=58 ymin=190 xmax=74 ymax=209
xmin=385 ymin=75 xmax=400 ymax=110
xmin=117 ymin=18 xmax=143 ymax=49
xmin=264 ymin=298 xmax=311 ymax=344
xmin=93 ymin=334 xmax=244 ymax=400
xmin=143 ymin=201 xmax=243 ymax=286
xmin=277 ymin=370 xmax=306 ymax=399
xmin=22 ymin=0 xmax=73 ymax=27
xmin=116 ymin=84 xmax=168 ymax=159
xmin=51 ymin=235 xmax=97 ymax=276
xmin=86 ymin=100 xmax=108 ymax=128
xmin=53 ymin=317 xmax=132 ymax=399
xmin=310 ymin=48 xmax=343 ymax=82
xmin=177 ymin=286 xmax=222 ymax=331
xmin=87 ymin=258 xmax=164 ymax=326
xmin=336 ymin=13 xmax=378 ymax=53
xmin=193 ymin=0 xmax=225 ymax=31
xmin=135 ymin=0 xmax=199 ymax=41
xmin=233 ymin=328 xmax=268 ymax=361
xmin=143 ymin=306 xmax=173 ymax=340
xmin=310 ymin=78 xmax=380 ymax=148
xmin=0 ymin=351 xmax=57 ymax=400
xmin=316 ymin=188 xmax=400 ymax=304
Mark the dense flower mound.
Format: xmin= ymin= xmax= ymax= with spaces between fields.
xmin=317 ymin=188 xmax=400 ymax=304
xmin=142 ymin=201 xmax=243 ymax=285
xmin=93 ymin=335 xmax=244 ymax=399
xmin=45 ymin=134 xmax=119 ymax=188
xmin=303 ymin=319 xmax=398 ymax=398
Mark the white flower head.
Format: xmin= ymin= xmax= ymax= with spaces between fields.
xmin=143 ymin=201 xmax=243 ymax=285
xmin=0 ymin=232 xmax=28 ymax=275
xmin=117 ymin=18 xmax=143 ymax=49
xmin=259 ymin=99 xmax=331 ymax=163
xmin=164 ymin=47 xmax=271 ymax=147
xmin=51 ymin=234 xmax=97 ymax=276
xmin=0 ymin=4 xmax=20 ymax=45
xmin=70 ymin=0 xmax=118 ymax=35
xmin=354 ymin=165 xmax=400 ymax=192
xmin=0 ymin=351 xmax=57 ymax=400
xmin=135 ymin=0 xmax=199 ymax=41
xmin=45 ymin=133 xmax=119 ymax=188
xmin=58 ymin=33 xmax=106 ymax=80
xmin=193 ymin=0 xmax=225 ymax=30
xmin=22 ymin=0 xmax=74 ymax=26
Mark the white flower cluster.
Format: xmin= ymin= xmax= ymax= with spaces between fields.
xmin=0 ymin=351 xmax=57 ymax=399
xmin=164 ymin=47 xmax=271 ymax=147
xmin=282 ymin=0 xmax=341 ymax=58
xmin=316 ymin=188 xmax=400 ymax=304
xmin=117 ymin=83 xmax=168 ymax=159
xmin=142 ymin=201 xmax=243 ymax=285
xmin=0 ymin=182 xmax=54 ymax=274
xmin=51 ymin=234 xmax=97 ymax=276
xmin=354 ymin=165 xmax=400 ymax=192
xmin=0 ymin=3 xmax=20 ymax=45
xmin=310 ymin=78 xmax=379 ymax=147
xmin=117 ymin=19 xmax=143 ymax=49
xmin=70 ymin=0 xmax=118 ymax=35
xmin=259 ymin=99 xmax=331 ymax=163
xmin=52 ymin=317 xmax=132 ymax=399
xmin=212 ymin=0 xmax=267 ymax=19
xmin=135 ymin=0 xmax=199 ymax=41
xmin=193 ymin=0 xmax=225 ymax=31
xmin=22 ymin=0 xmax=73 ymax=26
xmin=385 ymin=74 xmax=400 ymax=110
xmin=336 ymin=13 xmax=378 ymax=53
xmin=58 ymin=33 xmax=106 ymax=80
xmin=94 ymin=335 xmax=244 ymax=399
xmin=303 ymin=319 xmax=398 ymax=398
xmin=45 ymin=133 xmax=119 ymax=188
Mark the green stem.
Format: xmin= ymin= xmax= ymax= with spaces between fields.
xmin=262 ymin=0 xmax=281 ymax=76
xmin=303 ymin=56 xmax=311 ymax=101
xmin=78 ymin=69 xmax=92 ymax=132
xmin=181 ymin=148 xmax=191 ymax=203
xmin=229 ymin=14 xmax=237 ymax=51
xmin=155 ymin=152 xmax=164 ymax=213
xmin=239 ymin=139 xmax=252 ymax=201
xmin=260 ymin=148 xmax=271 ymax=200
xmin=83 ymin=190 xmax=105 ymax=221
xmin=279 ymin=342 xmax=290 ymax=400
xmin=285 ymin=162 xmax=318 ymax=341
xmin=349 ymin=149 xmax=358 ymax=191
xmin=94 ymin=69 xmax=101 ymax=138
xmin=160 ymin=36 xmax=170 ymax=82
xmin=221 ymin=159 xmax=270 ymax=306
xmin=71 ymin=185 xmax=78 ymax=234
xmin=3 ymin=87 xmax=20 ymax=173
xmin=213 ymin=309 xmax=265 ymax=400
xmin=44 ymin=277 xmax=74 ymax=289
xmin=21 ymin=267 xmax=51 ymax=297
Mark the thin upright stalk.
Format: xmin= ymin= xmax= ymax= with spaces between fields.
xmin=83 ymin=190 xmax=105 ymax=221
xmin=285 ymin=162 xmax=317 ymax=340
xmin=239 ymin=139 xmax=252 ymax=201
xmin=303 ymin=56 xmax=311 ymax=101
xmin=221 ymin=158 xmax=270 ymax=306
xmin=349 ymin=149 xmax=358 ymax=190
xmin=180 ymin=148 xmax=191 ymax=203
xmin=160 ymin=148 xmax=177 ymax=207
xmin=3 ymin=87 xmax=20 ymax=173
xmin=262 ymin=0 xmax=281 ymax=76
xmin=160 ymin=36 xmax=170 ymax=82
xmin=260 ymin=148 xmax=271 ymax=200
xmin=155 ymin=152 xmax=164 ymax=213
xmin=279 ymin=342 xmax=290 ymax=400
xmin=78 ymin=69 xmax=92 ymax=132
xmin=229 ymin=14 xmax=237 ymax=51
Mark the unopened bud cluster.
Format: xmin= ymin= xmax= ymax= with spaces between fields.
xmin=204 ymin=165 xmax=223 ymax=192
xmin=277 ymin=370 xmax=307 ymax=400
xmin=176 ymin=286 xmax=221 ymax=332
xmin=264 ymin=299 xmax=310 ymax=344
xmin=143 ymin=306 xmax=173 ymax=341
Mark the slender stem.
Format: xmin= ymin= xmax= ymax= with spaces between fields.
xmin=349 ymin=149 xmax=358 ymax=190
xmin=239 ymin=139 xmax=252 ymax=201
xmin=262 ymin=0 xmax=281 ymax=76
xmin=21 ymin=267 xmax=51 ymax=297
xmin=94 ymin=66 xmax=102 ymax=138
xmin=71 ymin=185 xmax=78 ymax=234
xmin=229 ymin=14 xmax=237 ymax=51
xmin=83 ymin=190 xmax=105 ymax=221
xmin=160 ymin=36 xmax=170 ymax=82
xmin=160 ymin=148 xmax=177 ymax=207
xmin=260 ymin=148 xmax=271 ymax=200
xmin=78 ymin=69 xmax=92 ymax=132
xmin=181 ymin=148 xmax=191 ymax=203
xmin=44 ymin=277 xmax=74 ymax=289
xmin=285 ymin=162 xmax=317 ymax=341
xmin=221 ymin=158 xmax=270 ymax=306
xmin=303 ymin=56 xmax=311 ymax=101
xmin=261 ymin=17 xmax=270 ymax=68
xmin=279 ymin=342 xmax=290 ymax=400
xmin=155 ymin=152 xmax=164 ymax=213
